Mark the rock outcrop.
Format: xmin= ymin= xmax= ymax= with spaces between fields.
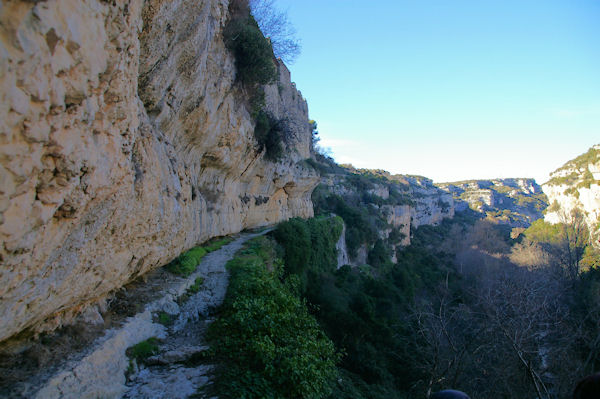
xmin=542 ymin=145 xmax=600 ymax=230
xmin=438 ymin=178 xmax=547 ymax=227
xmin=0 ymin=0 xmax=318 ymax=344
xmin=404 ymin=175 xmax=455 ymax=228
xmin=315 ymin=166 xmax=454 ymax=264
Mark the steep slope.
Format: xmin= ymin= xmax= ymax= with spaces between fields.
xmin=542 ymin=145 xmax=600 ymax=230
xmin=0 ymin=0 xmax=317 ymax=344
xmin=438 ymin=178 xmax=547 ymax=227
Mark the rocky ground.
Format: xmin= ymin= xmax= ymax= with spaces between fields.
xmin=1 ymin=229 xmax=269 ymax=399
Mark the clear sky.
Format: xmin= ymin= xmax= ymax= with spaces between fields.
xmin=274 ymin=0 xmax=600 ymax=183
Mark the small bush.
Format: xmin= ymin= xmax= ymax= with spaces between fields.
xmin=157 ymin=311 xmax=173 ymax=326
xmin=203 ymin=237 xmax=233 ymax=252
xmin=188 ymin=277 xmax=205 ymax=294
xmin=126 ymin=338 xmax=160 ymax=363
xmin=166 ymin=246 xmax=207 ymax=277
xmin=254 ymin=110 xmax=284 ymax=161
xmin=224 ymin=14 xmax=276 ymax=88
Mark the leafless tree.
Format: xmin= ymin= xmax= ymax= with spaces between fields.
xmin=250 ymin=0 xmax=301 ymax=63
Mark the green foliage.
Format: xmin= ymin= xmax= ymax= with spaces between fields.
xmin=254 ymin=110 xmax=285 ymax=161
xmin=165 ymin=246 xmax=207 ymax=277
xmin=304 ymin=155 xmax=348 ymax=176
xmin=546 ymin=200 xmax=561 ymax=213
xmin=552 ymin=146 xmax=600 ymax=175
xmin=387 ymin=227 xmax=406 ymax=245
xmin=166 ymin=237 xmax=232 ymax=277
xmin=272 ymin=216 xmax=462 ymax=398
xmin=207 ymin=236 xmax=339 ymax=399
xmin=367 ymin=239 xmax=393 ymax=270
xmin=581 ymin=245 xmax=600 ymax=271
xmin=515 ymin=192 xmax=548 ymax=211
xmin=126 ymin=338 xmax=160 ymax=363
xmin=313 ymin=194 xmax=379 ymax=258
xmin=524 ymin=219 xmax=562 ymax=244
xmin=273 ymin=218 xmax=312 ymax=275
xmin=224 ymin=14 xmax=276 ymax=88
xmin=203 ymin=237 xmax=233 ymax=252
xmin=311 ymin=169 xmax=415 ymax=260
xmin=156 ymin=311 xmax=173 ymax=326
xmin=188 ymin=277 xmax=205 ymax=294
xmin=273 ymin=216 xmax=344 ymax=292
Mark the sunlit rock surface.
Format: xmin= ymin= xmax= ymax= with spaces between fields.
xmin=543 ymin=145 xmax=600 ymax=229
xmin=0 ymin=0 xmax=317 ymax=344
xmin=438 ymin=178 xmax=547 ymax=227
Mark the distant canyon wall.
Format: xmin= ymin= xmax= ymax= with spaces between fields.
xmin=319 ymin=171 xmax=454 ymax=266
xmin=438 ymin=178 xmax=547 ymax=227
xmin=0 ymin=0 xmax=317 ymax=344
xmin=543 ymin=145 xmax=600 ymax=230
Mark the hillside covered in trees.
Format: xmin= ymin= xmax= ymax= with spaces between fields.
xmin=203 ymin=149 xmax=600 ymax=399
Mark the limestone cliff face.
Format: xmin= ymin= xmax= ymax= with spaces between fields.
xmin=438 ymin=178 xmax=547 ymax=227
xmin=543 ymin=145 xmax=600 ymax=230
xmin=0 ymin=0 xmax=317 ymax=343
xmin=403 ymin=175 xmax=454 ymax=228
xmin=316 ymin=168 xmax=454 ymax=264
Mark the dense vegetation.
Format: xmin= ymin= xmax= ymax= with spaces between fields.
xmin=224 ymin=0 xmax=288 ymax=161
xmin=273 ymin=216 xmax=469 ymax=398
xmin=310 ymin=168 xmax=414 ymax=259
xmin=202 ymin=141 xmax=599 ymax=397
xmin=206 ymin=236 xmax=338 ymax=399
xmin=224 ymin=2 xmax=276 ymax=89
xmin=270 ymin=204 xmax=600 ymax=398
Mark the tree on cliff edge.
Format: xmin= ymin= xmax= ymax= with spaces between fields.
xmin=250 ymin=0 xmax=301 ymax=63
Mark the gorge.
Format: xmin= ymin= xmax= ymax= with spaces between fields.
xmin=1 ymin=0 xmax=599 ymax=398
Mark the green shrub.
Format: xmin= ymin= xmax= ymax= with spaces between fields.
xmin=273 ymin=218 xmax=311 ymax=276
xmin=523 ymin=219 xmax=562 ymax=244
xmin=165 ymin=246 xmax=207 ymax=277
xmin=126 ymin=337 xmax=160 ymax=363
xmin=316 ymin=194 xmax=378 ymax=257
xmin=254 ymin=110 xmax=285 ymax=161
xmin=203 ymin=237 xmax=233 ymax=252
xmin=368 ymin=239 xmax=393 ymax=269
xmin=224 ymin=14 xmax=276 ymax=88
xmin=273 ymin=216 xmax=343 ymax=293
xmin=157 ymin=311 xmax=173 ymax=326
xmin=207 ymin=237 xmax=339 ymax=398
xmin=188 ymin=277 xmax=205 ymax=294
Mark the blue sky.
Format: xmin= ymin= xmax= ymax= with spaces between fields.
xmin=274 ymin=0 xmax=600 ymax=183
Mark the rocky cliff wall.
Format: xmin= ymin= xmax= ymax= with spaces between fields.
xmin=438 ymin=178 xmax=547 ymax=227
xmin=404 ymin=175 xmax=454 ymax=228
xmin=316 ymin=168 xmax=453 ymax=265
xmin=542 ymin=145 xmax=600 ymax=230
xmin=0 ymin=0 xmax=317 ymax=344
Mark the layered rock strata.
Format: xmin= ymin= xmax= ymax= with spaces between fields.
xmin=0 ymin=0 xmax=317 ymax=344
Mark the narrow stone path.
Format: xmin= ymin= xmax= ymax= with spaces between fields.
xmin=11 ymin=228 xmax=270 ymax=399
xmin=122 ymin=229 xmax=271 ymax=398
